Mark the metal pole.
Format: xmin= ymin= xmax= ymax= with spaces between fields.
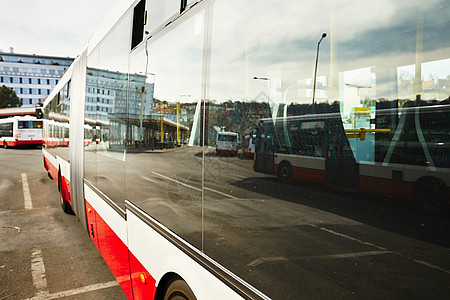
xmin=312 ymin=33 xmax=327 ymax=106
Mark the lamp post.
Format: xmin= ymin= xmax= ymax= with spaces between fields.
xmin=312 ymin=33 xmax=327 ymax=106
xmin=253 ymin=76 xmax=271 ymax=104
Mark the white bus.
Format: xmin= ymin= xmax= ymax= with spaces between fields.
xmin=0 ymin=115 xmax=42 ymax=148
xmin=42 ymin=0 xmax=450 ymax=299
xmin=216 ymin=131 xmax=239 ymax=155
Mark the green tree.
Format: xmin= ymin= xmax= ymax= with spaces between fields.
xmin=0 ymin=85 xmax=21 ymax=108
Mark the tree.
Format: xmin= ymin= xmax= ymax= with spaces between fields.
xmin=0 ymin=85 xmax=21 ymax=108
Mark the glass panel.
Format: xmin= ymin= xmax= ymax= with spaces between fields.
xmin=93 ymin=12 xmax=132 ymax=209
xmin=84 ymin=46 xmax=99 ymax=186
xmin=205 ymin=0 xmax=450 ymax=298
xmin=127 ymin=7 xmax=205 ymax=249
xmin=43 ymin=82 xmax=70 ymax=160
xmin=145 ymin=0 xmax=181 ymax=34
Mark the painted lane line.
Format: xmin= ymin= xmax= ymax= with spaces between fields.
xmin=152 ymin=171 xmax=201 ymax=192
xmin=24 ymin=281 xmax=119 ymax=300
xmin=248 ymin=251 xmax=393 ymax=267
xmin=312 ymin=250 xmax=393 ymax=259
xmin=30 ymin=247 xmax=48 ymax=298
xmin=152 ymin=171 xmax=238 ymax=199
xmin=319 ymin=226 xmax=450 ymax=275
xmin=413 ymin=259 xmax=450 ymax=275
xmin=22 ymin=173 xmax=32 ymax=209
xmin=318 ymin=227 xmax=388 ymax=251
xmin=204 ymin=186 xmax=238 ymax=200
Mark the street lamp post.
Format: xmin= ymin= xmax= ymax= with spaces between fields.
xmin=312 ymin=33 xmax=327 ymax=106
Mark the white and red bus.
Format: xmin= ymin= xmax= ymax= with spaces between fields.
xmin=216 ymin=131 xmax=239 ymax=155
xmin=42 ymin=0 xmax=450 ymax=299
xmin=0 ymin=115 xmax=42 ymax=148
xmin=254 ymin=100 xmax=449 ymax=212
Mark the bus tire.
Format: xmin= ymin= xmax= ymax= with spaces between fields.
xmin=414 ymin=177 xmax=448 ymax=213
xmin=163 ymin=277 xmax=196 ymax=300
xmin=278 ymin=162 xmax=293 ymax=184
xmin=58 ymin=172 xmax=73 ymax=214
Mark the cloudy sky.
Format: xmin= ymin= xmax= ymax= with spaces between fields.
xmin=0 ymin=0 xmax=119 ymax=58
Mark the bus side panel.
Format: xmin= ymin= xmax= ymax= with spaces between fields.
xmin=59 ymin=159 xmax=71 ymax=205
xmin=360 ymin=164 xmax=405 ymax=199
xmin=61 ymin=174 xmax=71 ymax=205
xmin=359 ymin=175 xmax=405 ymax=199
xmin=129 ymin=249 xmax=157 ymax=299
xmin=84 ymin=185 xmax=133 ymax=299
xmin=95 ymin=207 xmax=133 ymax=298
xmin=43 ymin=149 xmax=58 ymax=185
xmin=85 ymin=200 xmax=99 ymax=248
xmin=127 ymin=206 xmax=247 ymax=300
xmin=294 ymin=167 xmax=326 ymax=184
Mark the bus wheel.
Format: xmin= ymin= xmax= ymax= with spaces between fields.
xmin=163 ymin=278 xmax=196 ymax=300
xmin=414 ymin=177 xmax=448 ymax=213
xmin=278 ymin=162 xmax=293 ymax=184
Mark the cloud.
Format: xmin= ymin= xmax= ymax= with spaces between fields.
xmin=0 ymin=0 xmax=118 ymax=57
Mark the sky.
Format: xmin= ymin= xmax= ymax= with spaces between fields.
xmin=0 ymin=0 xmax=119 ymax=58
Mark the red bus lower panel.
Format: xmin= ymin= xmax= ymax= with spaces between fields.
xmin=129 ymin=249 xmax=157 ymax=299
xmin=360 ymin=175 xmax=405 ymax=199
xmin=61 ymin=176 xmax=71 ymax=205
xmin=85 ymin=200 xmax=133 ymax=299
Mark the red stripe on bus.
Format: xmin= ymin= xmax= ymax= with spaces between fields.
xmin=44 ymin=156 xmax=58 ymax=186
xmin=359 ymin=175 xmax=406 ymax=199
xmin=85 ymin=200 xmax=134 ymax=299
xmin=129 ymin=249 xmax=157 ymax=299
xmin=61 ymin=176 xmax=71 ymax=205
xmin=294 ymin=167 xmax=326 ymax=184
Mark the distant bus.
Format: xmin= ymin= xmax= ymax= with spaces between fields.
xmin=216 ymin=131 xmax=239 ymax=155
xmin=0 ymin=115 xmax=42 ymax=148
xmin=254 ymin=100 xmax=449 ymax=212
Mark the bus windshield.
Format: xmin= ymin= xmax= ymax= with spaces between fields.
xmin=217 ymin=134 xmax=238 ymax=142
xmin=18 ymin=121 xmax=43 ymax=129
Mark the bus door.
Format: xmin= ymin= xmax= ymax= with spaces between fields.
xmin=324 ymin=117 xmax=359 ymax=191
xmin=254 ymin=122 xmax=275 ymax=174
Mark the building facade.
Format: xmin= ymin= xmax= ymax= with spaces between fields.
xmin=0 ymin=52 xmax=73 ymax=107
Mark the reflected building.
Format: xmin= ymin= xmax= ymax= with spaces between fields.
xmin=0 ymin=51 xmax=73 ymax=106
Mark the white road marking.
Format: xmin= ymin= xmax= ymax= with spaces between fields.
xmin=152 ymin=171 xmax=238 ymax=199
xmin=313 ymin=250 xmax=393 ymax=259
xmin=413 ymin=259 xmax=450 ymax=275
xmin=204 ymin=186 xmax=238 ymax=199
xmin=318 ymin=226 xmax=450 ymax=274
xmin=249 ymin=256 xmax=288 ymax=267
xmin=21 ymin=173 xmax=32 ymax=209
xmin=30 ymin=247 xmax=47 ymax=297
xmin=248 ymin=251 xmax=393 ymax=267
xmin=152 ymin=171 xmax=201 ymax=192
xmin=318 ymin=227 xmax=388 ymax=251
xmin=24 ymin=281 xmax=119 ymax=300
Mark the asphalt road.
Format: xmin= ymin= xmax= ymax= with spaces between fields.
xmin=0 ymin=147 xmax=126 ymax=300
xmin=124 ymin=146 xmax=450 ymax=299
xmin=2 ymin=146 xmax=450 ymax=299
